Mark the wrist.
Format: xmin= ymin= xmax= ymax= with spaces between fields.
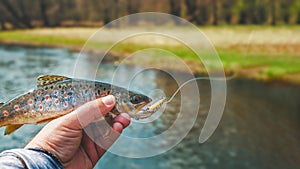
xmin=27 ymin=147 xmax=63 ymax=168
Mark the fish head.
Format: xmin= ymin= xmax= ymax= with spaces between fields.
xmin=133 ymin=97 xmax=166 ymax=120
xmin=129 ymin=93 xmax=152 ymax=111
xmin=114 ymin=90 xmax=152 ymax=119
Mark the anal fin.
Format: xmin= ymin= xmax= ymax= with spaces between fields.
xmin=5 ymin=124 xmax=23 ymax=135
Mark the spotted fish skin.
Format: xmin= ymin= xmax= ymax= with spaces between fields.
xmin=0 ymin=75 xmax=152 ymax=135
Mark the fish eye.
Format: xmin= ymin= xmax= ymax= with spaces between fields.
xmin=130 ymin=95 xmax=144 ymax=104
xmin=130 ymin=96 xmax=139 ymax=104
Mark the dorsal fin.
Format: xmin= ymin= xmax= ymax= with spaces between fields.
xmin=0 ymin=102 xmax=4 ymax=107
xmin=37 ymin=75 xmax=71 ymax=87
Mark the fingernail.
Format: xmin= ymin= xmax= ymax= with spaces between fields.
xmin=102 ymin=95 xmax=115 ymax=106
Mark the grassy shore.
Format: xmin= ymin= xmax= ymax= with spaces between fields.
xmin=0 ymin=26 xmax=300 ymax=85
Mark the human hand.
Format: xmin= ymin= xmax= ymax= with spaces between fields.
xmin=25 ymin=95 xmax=130 ymax=169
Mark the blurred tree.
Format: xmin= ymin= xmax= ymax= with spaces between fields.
xmin=197 ymin=0 xmax=210 ymax=25
xmin=18 ymin=0 xmax=32 ymax=27
xmin=184 ymin=0 xmax=198 ymax=23
xmin=267 ymin=0 xmax=284 ymax=25
xmin=278 ymin=0 xmax=300 ymax=24
xmin=0 ymin=13 xmax=6 ymax=30
xmin=0 ymin=0 xmax=299 ymax=30
xmin=211 ymin=0 xmax=219 ymax=25
xmin=75 ymin=0 xmax=88 ymax=21
xmin=289 ymin=0 xmax=300 ymax=24
xmin=127 ymin=0 xmax=140 ymax=25
xmin=39 ymin=0 xmax=50 ymax=26
xmin=230 ymin=0 xmax=244 ymax=24
xmin=0 ymin=0 xmax=33 ymax=28
xmin=256 ymin=0 xmax=268 ymax=24
xmin=169 ymin=0 xmax=182 ymax=24
xmin=270 ymin=0 xmax=278 ymax=25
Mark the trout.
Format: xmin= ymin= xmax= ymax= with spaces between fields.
xmin=0 ymin=75 xmax=163 ymax=135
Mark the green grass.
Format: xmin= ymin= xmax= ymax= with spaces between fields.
xmin=110 ymin=43 xmax=300 ymax=80
xmin=0 ymin=31 xmax=85 ymax=46
xmin=0 ymin=27 xmax=300 ymax=84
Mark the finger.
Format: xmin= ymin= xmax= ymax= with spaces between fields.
xmin=86 ymin=122 xmax=120 ymax=153
xmin=112 ymin=122 xmax=123 ymax=133
xmin=62 ymin=95 xmax=116 ymax=130
xmin=82 ymin=131 xmax=102 ymax=166
xmin=114 ymin=113 xmax=131 ymax=128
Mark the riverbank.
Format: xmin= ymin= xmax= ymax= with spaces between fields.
xmin=0 ymin=26 xmax=300 ymax=85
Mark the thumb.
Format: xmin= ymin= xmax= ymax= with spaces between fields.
xmin=62 ymin=95 xmax=116 ymax=130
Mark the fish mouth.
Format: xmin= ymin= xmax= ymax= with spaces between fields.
xmin=133 ymin=98 xmax=152 ymax=111
xmin=115 ymin=98 xmax=152 ymax=118
xmin=134 ymin=97 xmax=166 ymax=120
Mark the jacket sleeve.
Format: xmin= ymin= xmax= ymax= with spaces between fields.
xmin=0 ymin=148 xmax=63 ymax=169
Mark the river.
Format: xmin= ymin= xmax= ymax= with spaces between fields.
xmin=0 ymin=45 xmax=299 ymax=169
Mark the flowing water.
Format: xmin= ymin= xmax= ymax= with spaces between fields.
xmin=0 ymin=45 xmax=299 ymax=169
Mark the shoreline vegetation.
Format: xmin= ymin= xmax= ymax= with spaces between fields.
xmin=0 ymin=26 xmax=300 ymax=86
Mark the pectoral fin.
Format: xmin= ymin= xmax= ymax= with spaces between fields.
xmin=4 ymin=124 xmax=23 ymax=135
